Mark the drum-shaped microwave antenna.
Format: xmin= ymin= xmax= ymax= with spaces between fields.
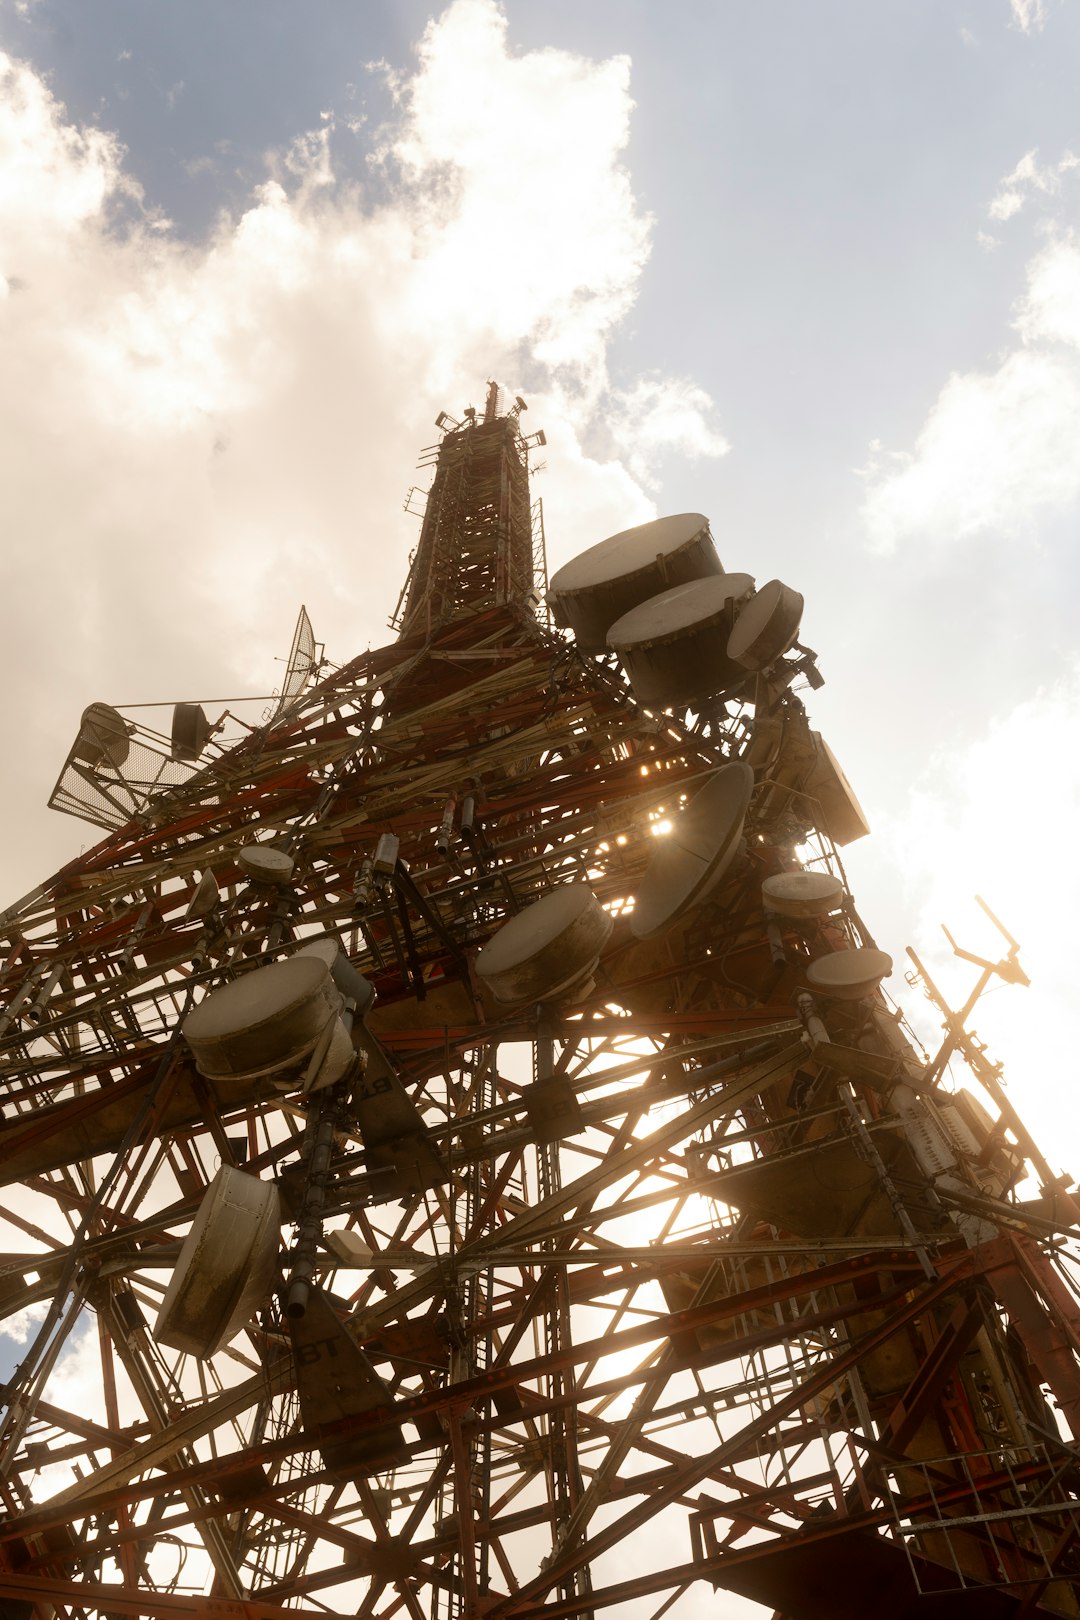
xmin=475 ymin=884 xmax=613 ymax=1005
xmin=727 ymin=579 xmax=804 ymax=672
xmin=762 ymin=870 xmax=845 ymax=920
xmin=805 ymin=947 xmax=893 ymax=1001
xmin=183 ymin=955 xmax=342 ymax=1083
xmin=155 ymin=1165 xmax=281 ymax=1359
xmin=547 ymin=513 xmax=722 ymax=650
xmin=607 ymin=573 xmax=755 ymax=706
xmin=631 ymin=761 xmax=755 ymax=939
xmin=238 ymin=845 xmax=295 ymax=885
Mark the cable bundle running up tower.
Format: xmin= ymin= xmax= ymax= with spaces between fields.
xmin=0 ymin=383 xmax=1078 ymax=1620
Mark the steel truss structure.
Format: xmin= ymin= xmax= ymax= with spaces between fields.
xmin=1 ymin=382 xmax=1080 ymax=1620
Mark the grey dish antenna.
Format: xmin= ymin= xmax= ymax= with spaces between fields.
xmin=631 ymin=761 xmax=754 ymax=938
xmin=547 ymin=513 xmax=722 ymax=650
xmin=155 ymin=1166 xmax=281 ymax=1359
xmin=727 ymin=579 xmax=804 ymax=672
xmin=607 ymin=574 xmax=756 ymax=707
xmin=73 ymin=703 xmax=132 ymax=771
xmin=296 ymin=935 xmax=376 ymax=1021
xmin=171 ymin=703 xmax=213 ymax=763
xmin=184 ymin=870 xmax=220 ymax=920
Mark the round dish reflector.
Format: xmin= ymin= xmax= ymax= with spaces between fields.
xmin=239 ymin=845 xmax=295 ymax=884
xmin=183 ymin=955 xmax=341 ymax=1081
xmin=548 ymin=513 xmax=721 ymax=650
xmin=475 ymin=884 xmax=613 ymax=1004
xmin=607 ymin=574 xmax=756 ymax=706
xmin=727 ymin=579 xmax=804 ymax=671
xmin=805 ymin=947 xmax=893 ymax=1001
xmin=631 ymin=762 xmax=754 ymax=939
xmin=762 ymin=870 xmax=844 ymax=919
xmin=155 ymin=1165 xmax=281 ymax=1358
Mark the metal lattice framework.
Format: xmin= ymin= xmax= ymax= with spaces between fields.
xmin=1 ymin=387 xmax=1080 ymax=1620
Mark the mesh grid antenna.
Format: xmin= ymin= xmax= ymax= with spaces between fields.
xmin=265 ymin=604 xmax=317 ymax=720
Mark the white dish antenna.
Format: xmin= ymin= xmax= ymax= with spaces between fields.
xmin=607 ymin=574 xmax=755 ymax=706
xmin=805 ymin=947 xmax=893 ymax=1000
xmin=762 ymin=870 xmax=844 ymax=920
xmin=548 ymin=513 xmax=721 ymax=650
xmin=155 ymin=1165 xmax=281 ymax=1359
xmin=475 ymin=884 xmax=613 ymax=1005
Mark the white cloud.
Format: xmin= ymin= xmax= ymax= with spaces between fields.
xmin=989 ymin=186 xmax=1025 ymax=223
xmin=861 ymin=230 xmax=1080 ymax=550
xmin=1009 ymin=0 xmax=1049 ymax=33
xmin=380 ymin=0 xmax=651 ymax=390
xmin=0 ymin=52 xmax=133 ymax=238
xmin=0 ymin=1299 xmax=45 ymax=1347
xmin=1015 ymin=232 xmax=1080 ymax=345
xmin=987 ymin=148 xmax=1078 ymax=223
xmin=860 ymin=350 xmax=1080 ymax=547
xmin=606 ymin=376 xmax=731 ymax=488
xmin=0 ymin=3 xmax=727 ymax=888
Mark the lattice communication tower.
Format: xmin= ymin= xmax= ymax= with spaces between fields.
xmin=2 ymin=380 xmax=1080 ymax=1620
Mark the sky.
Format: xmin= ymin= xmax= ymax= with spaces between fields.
xmin=2 ymin=1 xmax=1080 ymax=1612
xmin=1 ymin=0 xmax=1078 ymax=1175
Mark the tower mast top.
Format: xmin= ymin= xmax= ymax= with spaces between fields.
xmin=397 ymin=381 xmax=541 ymax=642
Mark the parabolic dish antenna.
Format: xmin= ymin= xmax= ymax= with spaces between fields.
xmin=806 ymin=732 xmax=871 ymax=846
xmin=273 ymin=604 xmax=317 ymax=716
xmin=805 ymin=947 xmax=893 ymax=1001
xmin=183 ymin=954 xmax=342 ymax=1082
xmin=607 ymin=573 xmax=755 ymax=706
xmin=630 ymin=761 xmax=754 ymax=939
xmin=155 ymin=1164 xmax=281 ymax=1360
xmin=184 ymin=870 xmax=220 ymax=920
xmin=762 ymin=870 xmax=845 ymax=919
xmin=548 ymin=513 xmax=722 ymax=650
xmin=475 ymin=884 xmax=613 ymax=1004
xmin=73 ymin=702 xmax=131 ymax=771
xmin=727 ymin=578 xmax=804 ymax=671
xmin=171 ymin=702 xmax=212 ymax=763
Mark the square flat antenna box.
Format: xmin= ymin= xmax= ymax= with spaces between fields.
xmin=373 ymin=834 xmax=400 ymax=876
